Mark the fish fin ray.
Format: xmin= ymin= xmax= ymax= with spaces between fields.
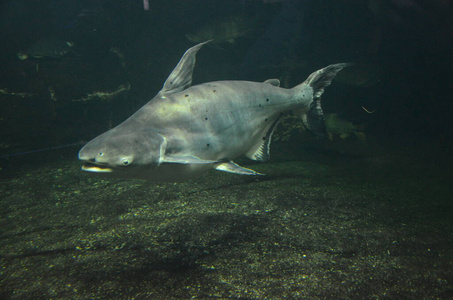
xmin=245 ymin=117 xmax=281 ymax=161
xmin=215 ymin=161 xmax=263 ymax=175
xmin=296 ymin=99 xmax=328 ymax=139
xmin=160 ymin=41 xmax=211 ymax=96
xmin=303 ymin=63 xmax=352 ymax=100
xmin=263 ymin=79 xmax=280 ymax=87
xmin=295 ymin=63 xmax=351 ymax=138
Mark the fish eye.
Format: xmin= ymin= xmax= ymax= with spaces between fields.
xmin=122 ymin=159 xmax=130 ymax=166
xmin=99 ymin=152 xmax=104 ymax=157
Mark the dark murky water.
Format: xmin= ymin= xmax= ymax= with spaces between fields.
xmin=1 ymin=0 xmax=452 ymax=298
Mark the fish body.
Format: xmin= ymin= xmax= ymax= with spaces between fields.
xmin=325 ymin=114 xmax=366 ymax=141
xmin=17 ymin=38 xmax=75 ymax=60
xmin=78 ymin=42 xmax=349 ymax=181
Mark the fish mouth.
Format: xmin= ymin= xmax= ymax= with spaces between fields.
xmin=81 ymin=162 xmax=113 ymax=173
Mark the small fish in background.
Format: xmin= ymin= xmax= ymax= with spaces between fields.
xmin=17 ymin=38 xmax=76 ymax=60
xmin=185 ymin=15 xmax=258 ymax=45
xmin=324 ymin=114 xmax=366 ymax=142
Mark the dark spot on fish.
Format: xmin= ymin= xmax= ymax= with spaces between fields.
xmin=213 ymin=90 xmax=216 ymax=93
xmin=266 ymin=98 xmax=269 ymax=102
xmin=170 ymin=81 xmax=173 ymax=85
xmin=262 ymin=136 xmax=266 ymax=140
xmin=185 ymin=94 xmax=189 ymax=97
xmin=206 ymin=143 xmax=210 ymax=147
xmin=259 ymin=104 xmax=262 ymax=108
xmin=205 ymin=117 xmax=208 ymax=120
xmin=265 ymin=118 xmax=268 ymax=122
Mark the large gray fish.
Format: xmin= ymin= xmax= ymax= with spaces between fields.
xmin=78 ymin=41 xmax=349 ymax=181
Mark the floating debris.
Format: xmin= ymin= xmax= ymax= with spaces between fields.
xmin=362 ymin=106 xmax=376 ymax=114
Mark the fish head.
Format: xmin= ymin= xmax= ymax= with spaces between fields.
xmin=78 ymin=127 xmax=166 ymax=175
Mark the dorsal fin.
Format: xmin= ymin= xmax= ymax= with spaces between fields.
xmin=263 ymin=79 xmax=280 ymax=87
xmin=160 ymin=41 xmax=211 ymax=96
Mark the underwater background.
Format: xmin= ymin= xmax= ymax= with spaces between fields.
xmin=1 ymin=0 xmax=452 ymax=298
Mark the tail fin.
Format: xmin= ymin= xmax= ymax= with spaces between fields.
xmin=297 ymin=63 xmax=351 ymax=138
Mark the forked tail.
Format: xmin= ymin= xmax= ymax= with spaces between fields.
xmin=297 ymin=63 xmax=351 ymax=138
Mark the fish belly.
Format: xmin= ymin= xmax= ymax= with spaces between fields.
xmin=162 ymin=81 xmax=297 ymax=161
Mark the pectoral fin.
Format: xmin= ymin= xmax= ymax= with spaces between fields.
xmin=215 ymin=161 xmax=263 ymax=175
